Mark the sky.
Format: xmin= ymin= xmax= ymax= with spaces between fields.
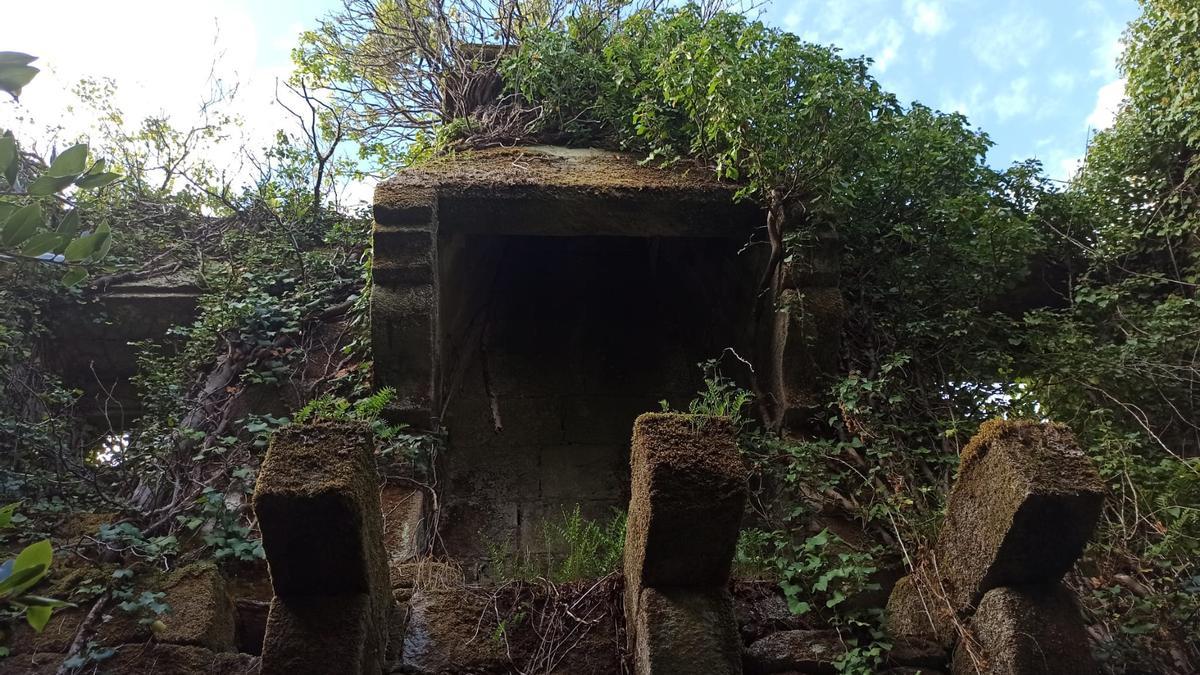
xmin=0 ymin=0 xmax=1139 ymax=203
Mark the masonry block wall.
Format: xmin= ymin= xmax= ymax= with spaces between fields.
xmin=371 ymin=146 xmax=843 ymax=566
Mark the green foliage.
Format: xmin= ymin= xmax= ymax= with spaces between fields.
xmin=1 ymin=53 xmax=119 ymax=287
xmin=0 ymin=504 xmax=73 ymax=634
xmin=485 ymin=506 xmax=626 ymax=583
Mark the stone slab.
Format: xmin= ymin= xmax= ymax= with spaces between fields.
xmin=634 ymin=586 xmax=743 ymax=675
xmin=951 ymin=584 xmax=1097 ymax=675
xmin=261 ymin=594 xmax=382 ymax=675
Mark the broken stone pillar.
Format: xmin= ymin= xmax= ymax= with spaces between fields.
xmin=766 ymin=217 xmax=843 ymax=429
xmin=624 ymin=413 xmax=747 ymax=675
xmin=886 ymin=420 xmax=1104 ymax=657
xmin=371 ymin=184 xmax=437 ymax=429
xmin=952 ymin=584 xmax=1098 ymax=675
xmin=253 ymin=423 xmax=391 ymax=674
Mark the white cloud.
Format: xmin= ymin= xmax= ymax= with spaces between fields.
xmin=970 ymin=13 xmax=1049 ymax=71
xmin=905 ymin=0 xmax=950 ymax=36
xmin=992 ymin=78 xmax=1032 ymax=120
xmin=1086 ymin=78 xmax=1125 ymax=130
xmin=1051 ymin=71 xmax=1077 ymax=92
xmin=941 ymin=82 xmax=984 ymax=118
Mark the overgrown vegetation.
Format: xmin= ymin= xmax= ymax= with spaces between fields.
xmin=485 ymin=506 xmax=626 ymax=584
xmin=1 ymin=0 xmax=1198 ymax=672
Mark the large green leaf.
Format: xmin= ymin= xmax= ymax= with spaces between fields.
xmin=57 ymin=210 xmax=81 ymax=239
xmin=74 ymin=172 xmax=121 ymax=190
xmin=13 ymin=540 xmax=51 ymax=576
xmin=17 ymin=595 xmax=73 ymax=608
xmin=0 ymin=135 xmax=15 ymax=183
xmin=46 ymin=144 xmax=88 ymax=178
xmin=20 ymin=231 xmax=62 ymax=256
xmin=61 ymin=268 xmax=88 ymax=287
xmin=25 ymin=605 xmax=51 ymax=633
xmin=0 ymin=564 xmax=45 ymax=597
xmin=62 ymin=234 xmax=98 ymax=262
xmin=0 ymin=63 xmax=39 ymax=99
xmin=28 ymin=173 xmax=77 ymax=196
xmin=0 ymin=53 xmax=37 ymax=67
xmin=1 ymin=203 xmax=42 ymax=246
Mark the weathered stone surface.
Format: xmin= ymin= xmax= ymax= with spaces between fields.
xmin=381 ymin=483 xmax=429 ymax=569
xmin=103 ymin=644 xmax=259 ymax=674
xmin=885 ymin=573 xmax=956 ymax=648
xmin=634 ymin=586 xmax=743 ymax=675
xmin=158 ymin=562 xmax=238 ymax=652
xmin=952 ymin=584 xmax=1097 ymax=675
xmin=235 ymin=598 xmax=270 ymax=655
xmin=732 ymin=581 xmax=810 ymax=643
xmin=887 ymin=634 xmax=950 ymax=669
xmin=400 ymin=587 xmax=508 ymax=674
xmin=261 ymin=594 xmax=380 ymax=675
xmin=254 ymin=423 xmax=392 ymax=674
xmin=254 ymin=423 xmax=389 ymax=601
xmin=8 ymin=563 xmax=236 ymax=656
xmin=888 ymin=420 xmax=1104 ymax=647
xmin=769 ymin=287 xmax=845 ymax=421
xmin=744 ymin=629 xmax=847 ymax=675
xmin=625 ymin=413 xmax=747 ymax=590
xmin=0 ymin=651 xmax=62 ymax=674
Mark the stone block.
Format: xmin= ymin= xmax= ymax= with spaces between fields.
xmin=253 ymin=423 xmax=392 ymax=671
xmin=951 ymin=584 xmax=1097 ymax=675
xmin=103 ymin=644 xmax=258 ymax=675
xmin=381 ymin=483 xmax=428 ymax=566
xmin=254 ymin=423 xmax=388 ymax=599
xmin=885 ymin=573 xmax=956 ymax=648
xmin=401 ymin=587 xmax=509 ymax=674
xmin=157 ymin=562 xmax=238 ymax=651
xmin=932 ymin=420 xmax=1104 ymax=618
xmin=768 ymin=287 xmax=844 ymax=424
xmin=261 ymin=594 xmax=382 ymax=675
xmin=634 ymin=586 xmax=743 ymax=675
xmin=625 ymin=413 xmax=747 ymax=590
xmin=744 ymin=629 xmax=847 ymax=675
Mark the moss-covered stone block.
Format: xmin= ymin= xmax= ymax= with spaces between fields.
xmin=261 ymin=594 xmax=381 ymax=675
xmin=254 ymin=423 xmax=392 ymax=673
xmin=951 ymin=584 xmax=1097 ymax=675
xmin=633 ymin=586 xmax=743 ymax=675
xmin=744 ymin=628 xmax=847 ymax=675
xmin=931 ymin=420 xmax=1103 ymax=622
xmin=885 ymin=572 xmax=956 ymax=648
xmin=400 ymin=587 xmax=509 ymax=674
xmin=157 ymin=562 xmax=238 ymax=651
xmin=253 ymin=423 xmax=389 ymax=600
xmin=625 ymin=413 xmax=747 ymax=590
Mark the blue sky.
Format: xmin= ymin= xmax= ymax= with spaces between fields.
xmin=1 ymin=0 xmax=1137 ymax=197
xmin=761 ymin=0 xmax=1138 ymax=181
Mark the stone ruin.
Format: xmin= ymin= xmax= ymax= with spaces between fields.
xmin=369 ymin=145 xmax=841 ymax=568
xmin=7 ymin=146 xmax=1110 ymax=675
xmin=885 ymin=419 xmax=1106 ymax=674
